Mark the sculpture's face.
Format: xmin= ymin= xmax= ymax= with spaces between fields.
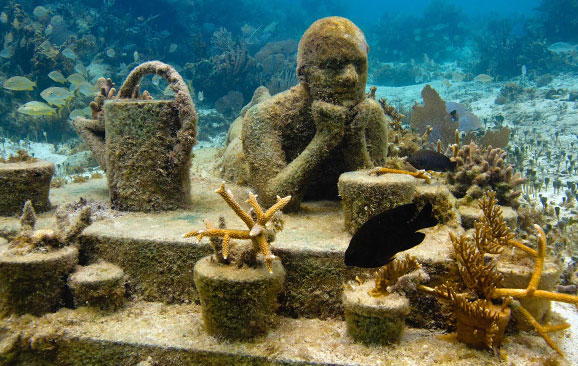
xmin=297 ymin=17 xmax=369 ymax=107
xmin=306 ymin=52 xmax=368 ymax=107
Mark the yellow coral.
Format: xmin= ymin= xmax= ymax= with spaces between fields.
xmin=369 ymin=255 xmax=421 ymax=297
xmin=183 ymin=183 xmax=291 ymax=273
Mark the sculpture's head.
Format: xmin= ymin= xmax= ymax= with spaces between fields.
xmin=297 ymin=17 xmax=369 ymax=107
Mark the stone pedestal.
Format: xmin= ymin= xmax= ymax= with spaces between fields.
xmin=68 ymin=261 xmax=126 ymax=310
xmin=498 ymin=259 xmax=560 ymax=328
xmin=0 ymin=160 xmax=54 ymax=216
xmin=193 ymin=256 xmax=285 ymax=341
xmin=343 ymin=281 xmax=410 ymax=345
xmin=0 ymin=246 xmax=78 ymax=315
xmin=338 ymin=171 xmax=416 ymax=234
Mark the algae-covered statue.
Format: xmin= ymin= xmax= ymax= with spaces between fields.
xmin=240 ymin=17 xmax=388 ymax=211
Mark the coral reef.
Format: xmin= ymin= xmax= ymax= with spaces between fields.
xmin=448 ymin=141 xmax=526 ymax=207
xmin=241 ymin=17 xmax=388 ymax=211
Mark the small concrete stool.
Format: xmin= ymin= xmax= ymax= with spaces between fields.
xmin=68 ymin=261 xmax=125 ymax=311
xmin=343 ymin=281 xmax=410 ymax=345
xmin=414 ymin=183 xmax=459 ymax=224
xmin=0 ymin=160 xmax=54 ymax=215
xmin=338 ymin=171 xmax=417 ymax=234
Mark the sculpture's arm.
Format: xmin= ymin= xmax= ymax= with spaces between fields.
xmin=243 ymin=100 xmax=345 ymax=209
xmin=342 ymin=99 xmax=388 ymax=170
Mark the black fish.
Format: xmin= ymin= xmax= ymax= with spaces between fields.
xmin=407 ymin=149 xmax=456 ymax=172
xmin=344 ymin=203 xmax=438 ymax=268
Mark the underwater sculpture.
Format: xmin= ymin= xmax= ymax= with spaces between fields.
xmin=0 ymin=201 xmax=91 ymax=315
xmin=239 ymin=16 xmax=389 ymax=211
xmin=73 ymin=61 xmax=197 ymax=212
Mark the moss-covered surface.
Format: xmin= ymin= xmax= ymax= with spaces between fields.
xmin=68 ymin=261 xmax=126 ymax=311
xmin=0 ymin=160 xmax=54 ymax=216
xmin=0 ymin=246 xmax=78 ymax=316
xmin=104 ymin=99 xmax=192 ymax=212
xmin=0 ymin=173 xmax=462 ymax=321
xmin=343 ymin=281 xmax=409 ymax=345
xmin=414 ymin=183 xmax=458 ymax=224
xmin=194 ymin=256 xmax=285 ymax=340
xmin=338 ymin=171 xmax=416 ymax=234
xmin=1 ymin=302 xmax=569 ymax=366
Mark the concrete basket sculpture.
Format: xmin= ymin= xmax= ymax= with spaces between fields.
xmin=74 ymin=61 xmax=198 ymax=211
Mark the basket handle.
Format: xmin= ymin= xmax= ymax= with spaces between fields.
xmin=118 ymin=61 xmax=198 ymax=165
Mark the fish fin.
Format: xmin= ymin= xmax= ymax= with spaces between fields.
xmin=411 ymin=203 xmax=438 ymax=231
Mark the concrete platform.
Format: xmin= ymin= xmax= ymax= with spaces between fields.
xmin=0 ymin=148 xmax=576 ymax=365
xmin=2 ymin=301 xmax=569 ymax=366
xmin=0 ymin=171 xmax=459 ymax=321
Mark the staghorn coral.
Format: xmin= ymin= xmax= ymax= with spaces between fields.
xmin=369 ymin=255 xmax=421 ymax=297
xmin=421 ymin=191 xmax=578 ymax=356
xmin=183 ymin=183 xmax=290 ymax=273
xmin=0 ymin=200 xmax=91 ymax=256
xmin=448 ymin=141 xmax=526 ymax=207
xmin=369 ymin=166 xmax=431 ymax=182
xmin=473 ymin=191 xmax=515 ymax=255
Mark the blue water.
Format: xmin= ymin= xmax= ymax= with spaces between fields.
xmin=0 ymin=0 xmax=576 ymax=144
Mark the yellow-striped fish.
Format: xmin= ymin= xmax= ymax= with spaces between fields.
xmin=3 ymin=76 xmax=36 ymax=91
xmin=40 ymin=86 xmax=72 ymax=106
xmin=48 ymin=70 xmax=67 ymax=84
xmin=17 ymin=101 xmax=56 ymax=116
xmin=67 ymin=72 xmax=87 ymax=86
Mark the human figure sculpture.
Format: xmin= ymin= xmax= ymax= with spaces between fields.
xmin=241 ymin=17 xmax=389 ymax=211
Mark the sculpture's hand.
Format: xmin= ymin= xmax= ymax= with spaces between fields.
xmin=342 ymin=101 xmax=374 ymax=169
xmin=346 ymin=102 xmax=370 ymax=132
xmin=311 ymin=100 xmax=346 ymax=143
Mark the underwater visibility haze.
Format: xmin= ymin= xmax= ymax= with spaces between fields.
xmin=0 ymin=0 xmax=578 ymax=365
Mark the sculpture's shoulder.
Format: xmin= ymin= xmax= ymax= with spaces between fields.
xmin=360 ymin=97 xmax=385 ymax=116
xmin=244 ymin=85 xmax=308 ymax=128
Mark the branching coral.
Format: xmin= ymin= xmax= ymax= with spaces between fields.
xmin=0 ymin=201 xmax=91 ymax=255
xmin=448 ymin=141 xmax=526 ymax=207
xmin=369 ymin=255 xmax=421 ymax=297
xmin=183 ymin=184 xmax=290 ymax=273
xmin=473 ymin=192 xmax=515 ymax=255
xmin=421 ymin=191 xmax=578 ymax=356
xmin=369 ymin=167 xmax=431 ymax=182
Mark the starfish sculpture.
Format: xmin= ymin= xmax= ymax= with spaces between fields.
xmin=183 ymin=184 xmax=291 ymax=273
